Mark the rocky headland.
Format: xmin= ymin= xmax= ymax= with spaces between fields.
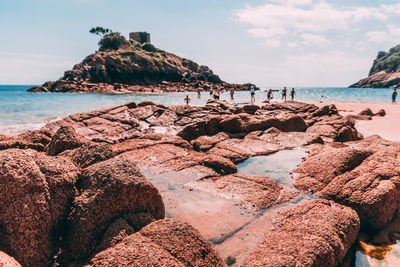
xmin=1 ymin=97 xmax=398 ymax=266
xmin=28 ymin=36 xmax=256 ymax=94
xmin=350 ymin=44 xmax=400 ymax=88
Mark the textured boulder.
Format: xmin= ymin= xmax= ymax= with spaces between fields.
xmin=294 ymin=147 xmax=372 ymax=192
xmin=87 ymin=219 xmax=225 ymax=267
xmin=0 ymin=129 xmax=53 ymax=152
xmin=319 ymin=147 xmax=400 ymax=230
xmin=0 ymin=149 xmax=78 ymax=266
xmin=200 ymin=155 xmax=237 ymax=175
xmin=243 ymin=200 xmax=360 ymax=267
xmin=86 ymin=233 xmax=184 ymax=266
xmin=0 ymin=251 xmax=21 ymax=267
xmin=64 ymin=157 xmax=165 ymax=261
xmin=294 ymin=143 xmax=400 ymax=230
xmin=47 ymin=125 xmax=89 ymax=156
xmin=139 ymin=219 xmax=226 ymax=266
xmin=60 ymin=142 xmax=114 ymax=168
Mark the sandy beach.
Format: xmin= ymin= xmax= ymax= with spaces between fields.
xmin=315 ymin=102 xmax=400 ymax=142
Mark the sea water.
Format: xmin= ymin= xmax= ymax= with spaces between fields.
xmin=0 ymin=85 xmax=395 ymax=135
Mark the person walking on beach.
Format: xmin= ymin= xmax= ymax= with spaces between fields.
xmin=197 ymin=88 xmax=201 ymax=98
xmin=392 ymin=88 xmax=398 ymax=103
xmin=267 ymin=89 xmax=273 ymax=102
xmin=282 ymin=87 xmax=287 ymax=101
xmin=230 ymin=88 xmax=235 ymax=100
xmin=250 ymin=86 xmax=255 ymax=103
xmin=184 ymin=95 xmax=191 ymax=105
xmin=290 ymin=88 xmax=296 ymax=101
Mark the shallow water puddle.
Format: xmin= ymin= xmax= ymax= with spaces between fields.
xmin=236 ymin=148 xmax=307 ymax=188
xmin=142 ymin=148 xmax=313 ymax=265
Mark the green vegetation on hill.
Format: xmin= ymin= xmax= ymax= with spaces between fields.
xmin=369 ymin=44 xmax=400 ymax=74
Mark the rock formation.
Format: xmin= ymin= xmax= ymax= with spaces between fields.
xmin=350 ymin=44 xmax=400 ymax=88
xmin=0 ymin=99 xmax=397 ymax=265
xmin=28 ymin=41 xmax=257 ymax=93
xmin=243 ymin=200 xmax=360 ymax=267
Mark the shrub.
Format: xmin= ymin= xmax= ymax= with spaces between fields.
xmin=98 ymin=32 xmax=128 ymax=51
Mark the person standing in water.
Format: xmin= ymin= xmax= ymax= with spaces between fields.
xmin=250 ymin=86 xmax=255 ymax=103
xmin=267 ymin=89 xmax=273 ymax=102
xmin=392 ymin=88 xmax=398 ymax=103
xmin=290 ymin=88 xmax=296 ymax=101
xmin=282 ymin=87 xmax=287 ymax=101
xmin=230 ymin=88 xmax=235 ymax=100
xmin=184 ymin=95 xmax=191 ymax=105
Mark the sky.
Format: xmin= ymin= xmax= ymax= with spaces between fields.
xmin=1 ymin=0 xmax=400 ymax=87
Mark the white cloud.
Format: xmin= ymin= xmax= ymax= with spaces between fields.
xmin=301 ymin=33 xmax=330 ymax=46
xmin=366 ymin=31 xmax=388 ymax=43
xmin=268 ymin=0 xmax=313 ymax=6
xmin=247 ymin=27 xmax=287 ymax=39
xmin=260 ymin=39 xmax=281 ymax=47
xmin=234 ymin=1 xmax=397 ymax=48
xmin=388 ymin=24 xmax=400 ymax=36
xmin=365 ymin=24 xmax=400 ymax=43
xmin=234 ymin=2 xmax=387 ymax=33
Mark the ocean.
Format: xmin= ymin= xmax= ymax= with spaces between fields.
xmin=0 ymin=85 xmax=395 ymax=135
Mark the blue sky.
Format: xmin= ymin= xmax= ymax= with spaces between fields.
xmin=1 ymin=0 xmax=400 ymax=87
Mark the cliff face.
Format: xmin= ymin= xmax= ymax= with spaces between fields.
xmin=350 ymin=44 xmax=400 ymax=88
xmin=29 ymin=41 xmax=254 ymax=93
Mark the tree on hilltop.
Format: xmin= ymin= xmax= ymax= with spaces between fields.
xmin=89 ymin=27 xmax=112 ymax=37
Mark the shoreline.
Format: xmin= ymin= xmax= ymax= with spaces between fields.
xmin=314 ymin=101 xmax=400 ymax=142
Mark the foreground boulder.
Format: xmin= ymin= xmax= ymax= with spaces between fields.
xmin=87 ymin=219 xmax=226 ymax=266
xmin=63 ymin=157 xmax=165 ymax=261
xmin=294 ymin=140 xmax=400 ymax=230
xmin=0 ymin=149 xmax=78 ymax=266
xmin=243 ymin=200 xmax=360 ymax=267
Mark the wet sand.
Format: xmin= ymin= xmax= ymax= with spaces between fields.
xmin=314 ymin=102 xmax=400 ymax=142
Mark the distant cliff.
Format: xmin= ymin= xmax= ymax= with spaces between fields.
xmin=350 ymin=44 xmax=400 ymax=88
xmin=29 ymin=40 xmax=255 ymax=93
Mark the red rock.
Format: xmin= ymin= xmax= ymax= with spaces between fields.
xmin=294 ymin=147 xmax=371 ymax=193
xmin=0 ymin=149 xmax=78 ymax=266
xmin=186 ymin=174 xmax=298 ymax=210
xmin=335 ymin=126 xmax=360 ymax=142
xmin=139 ymin=219 xmax=226 ymax=267
xmin=295 ymin=141 xmax=400 ymax=230
xmin=243 ymin=200 xmax=360 ymax=267
xmin=95 ymin=218 xmax=135 ymax=253
xmin=200 ymin=155 xmax=237 ymax=175
xmin=0 ymin=251 xmax=22 ymax=267
xmin=47 ymin=125 xmax=89 ymax=155
xmin=318 ymin=147 xmax=400 ymax=230
xmin=375 ymin=109 xmax=386 ymax=116
xmin=0 ymin=129 xmax=53 ymax=152
xmin=61 ymin=142 xmax=114 ymax=168
xmin=191 ymin=132 xmax=229 ymax=152
xmin=359 ymin=108 xmax=374 ymax=116
xmin=64 ymin=157 xmax=165 ymax=261
xmin=87 ymin=219 xmax=225 ymax=267
xmin=86 ymin=233 xmax=184 ymax=266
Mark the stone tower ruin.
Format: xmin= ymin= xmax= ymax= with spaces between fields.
xmin=129 ymin=32 xmax=151 ymax=44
